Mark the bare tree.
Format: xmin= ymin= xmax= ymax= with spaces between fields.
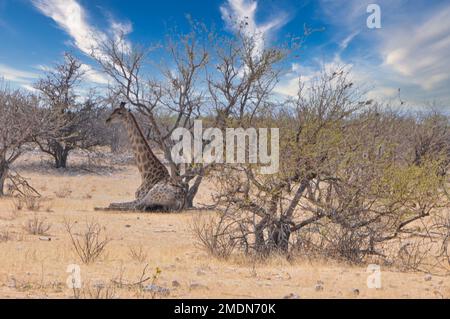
xmin=34 ymin=53 xmax=106 ymax=168
xmin=0 ymin=83 xmax=43 ymax=196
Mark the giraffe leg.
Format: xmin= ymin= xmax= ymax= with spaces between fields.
xmin=108 ymin=199 xmax=141 ymax=211
xmin=135 ymin=183 xmax=150 ymax=199
xmin=106 ymin=182 xmax=185 ymax=212
xmin=109 ymin=183 xmax=152 ymax=211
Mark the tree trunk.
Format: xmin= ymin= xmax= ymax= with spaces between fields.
xmin=269 ymin=222 xmax=291 ymax=253
xmin=185 ymin=175 xmax=203 ymax=208
xmin=52 ymin=144 xmax=70 ymax=169
xmin=0 ymin=163 xmax=8 ymax=197
xmin=255 ymin=217 xmax=268 ymax=254
xmin=254 ymin=217 xmax=291 ymax=255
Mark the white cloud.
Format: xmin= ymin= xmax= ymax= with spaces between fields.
xmin=34 ymin=64 xmax=52 ymax=72
xmin=110 ymin=20 xmax=133 ymax=38
xmin=0 ymin=62 xmax=108 ymax=90
xmin=382 ymin=5 xmax=450 ymax=91
xmin=34 ymin=63 xmax=109 ymax=85
xmin=274 ymin=56 xmax=401 ymax=104
xmin=274 ymin=56 xmax=352 ymax=97
xmin=313 ymin=0 xmax=450 ymax=107
xmin=366 ymin=86 xmax=398 ymax=101
xmin=32 ymin=0 xmax=105 ymax=56
xmin=339 ymin=31 xmax=359 ymax=51
xmin=108 ymin=16 xmax=133 ymax=55
xmin=220 ymin=0 xmax=289 ymax=56
xmin=0 ymin=64 xmax=38 ymax=83
xmin=273 ymin=76 xmax=299 ymax=97
xmin=80 ymin=64 xmax=110 ymax=85
xmin=21 ymin=84 xmax=39 ymax=92
xmin=32 ymin=0 xmax=132 ymax=59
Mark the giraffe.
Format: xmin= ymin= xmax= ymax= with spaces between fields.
xmin=104 ymin=102 xmax=186 ymax=211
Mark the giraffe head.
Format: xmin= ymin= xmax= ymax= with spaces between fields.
xmin=106 ymin=102 xmax=128 ymax=124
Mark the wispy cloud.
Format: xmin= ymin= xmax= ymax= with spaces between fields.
xmin=34 ymin=64 xmax=52 ymax=72
xmin=311 ymin=0 xmax=450 ymax=106
xmin=80 ymin=64 xmax=109 ymax=85
xmin=21 ymin=84 xmax=39 ymax=92
xmin=220 ymin=0 xmax=289 ymax=55
xmin=32 ymin=0 xmax=105 ymax=55
xmin=339 ymin=31 xmax=359 ymax=51
xmin=382 ymin=5 xmax=450 ymax=91
xmin=0 ymin=64 xmax=38 ymax=83
xmin=32 ymin=0 xmax=132 ymax=58
xmin=274 ymin=55 xmax=403 ymax=104
xmin=366 ymin=86 xmax=398 ymax=101
xmin=34 ymin=63 xmax=109 ymax=85
xmin=274 ymin=57 xmax=353 ymax=97
xmin=31 ymin=0 xmax=130 ymax=87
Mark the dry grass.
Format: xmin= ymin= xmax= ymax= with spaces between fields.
xmin=0 ymin=208 xmax=20 ymax=221
xmin=72 ymin=282 xmax=117 ymax=299
xmin=55 ymin=186 xmax=72 ymax=199
xmin=13 ymin=196 xmax=42 ymax=212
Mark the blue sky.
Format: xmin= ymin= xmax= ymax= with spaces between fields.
xmin=1 ymin=0 xmax=450 ymax=107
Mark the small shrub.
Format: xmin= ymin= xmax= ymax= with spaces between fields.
xmin=70 ymin=282 xmax=117 ymax=300
xmin=191 ymin=213 xmax=237 ymax=259
xmin=23 ymin=215 xmax=51 ymax=235
xmin=128 ymin=245 xmax=148 ymax=263
xmin=83 ymin=283 xmax=117 ymax=299
xmin=64 ymin=219 xmax=110 ymax=264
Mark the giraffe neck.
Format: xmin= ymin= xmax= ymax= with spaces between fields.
xmin=124 ymin=112 xmax=169 ymax=183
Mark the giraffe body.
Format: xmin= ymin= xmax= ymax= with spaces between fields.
xmin=105 ymin=102 xmax=185 ymax=211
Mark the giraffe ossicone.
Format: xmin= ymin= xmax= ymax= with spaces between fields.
xmin=104 ymin=102 xmax=186 ymax=211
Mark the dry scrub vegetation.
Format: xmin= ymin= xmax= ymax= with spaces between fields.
xmin=194 ymin=71 xmax=450 ymax=277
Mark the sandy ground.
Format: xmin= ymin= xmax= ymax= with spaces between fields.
xmin=0 ymin=152 xmax=449 ymax=299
